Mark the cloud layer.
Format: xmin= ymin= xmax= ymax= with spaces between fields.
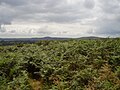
xmin=0 ymin=0 xmax=120 ymax=37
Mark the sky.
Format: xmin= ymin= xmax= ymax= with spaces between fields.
xmin=0 ymin=0 xmax=120 ymax=38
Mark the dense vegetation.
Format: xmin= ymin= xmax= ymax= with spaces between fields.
xmin=0 ymin=38 xmax=120 ymax=90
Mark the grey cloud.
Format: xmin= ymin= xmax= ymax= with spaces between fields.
xmin=90 ymin=0 xmax=120 ymax=36
xmin=9 ymin=30 xmax=16 ymax=33
xmin=94 ymin=15 xmax=120 ymax=36
xmin=37 ymin=26 xmax=53 ymax=35
xmin=0 ymin=0 xmax=120 ymax=37
xmin=43 ymin=14 xmax=82 ymax=23
xmin=0 ymin=0 xmax=92 ymax=24
xmin=0 ymin=25 xmax=6 ymax=33
xmin=0 ymin=0 xmax=27 ymax=6
xmin=37 ymin=30 xmax=52 ymax=35
xmin=0 ymin=3 xmax=18 ymax=21
xmin=99 ymin=0 xmax=120 ymax=14
xmin=84 ymin=0 xmax=95 ymax=9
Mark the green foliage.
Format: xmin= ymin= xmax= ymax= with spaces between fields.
xmin=0 ymin=38 xmax=120 ymax=90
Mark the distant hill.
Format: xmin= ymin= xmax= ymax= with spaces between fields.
xmin=0 ymin=37 xmax=70 ymax=41
xmin=0 ymin=36 xmax=103 ymax=42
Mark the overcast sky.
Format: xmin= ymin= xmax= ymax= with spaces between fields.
xmin=0 ymin=0 xmax=120 ymax=38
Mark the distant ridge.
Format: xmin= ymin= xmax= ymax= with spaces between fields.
xmin=0 ymin=36 xmax=104 ymax=41
xmin=0 ymin=37 xmax=70 ymax=42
